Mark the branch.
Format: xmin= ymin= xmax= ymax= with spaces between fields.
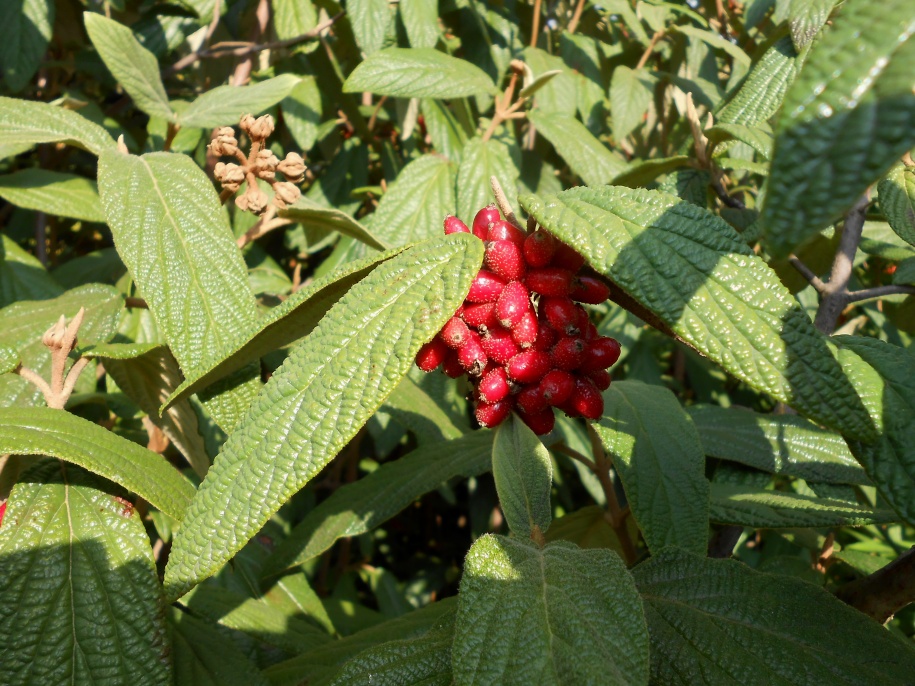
xmin=587 ymin=424 xmax=638 ymax=566
xmin=635 ymin=29 xmax=665 ymax=70
xmin=814 ymin=194 xmax=869 ymax=334
xmin=836 ymin=547 xmax=915 ymax=624
xmin=567 ymin=0 xmax=586 ymax=34
xmin=530 ymin=0 xmax=543 ymax=48
xmin=788 ymin=255 xmax=827 ymax=294
xmin=845 ymin=284 xmax=915 ymax=304
xmin=490 ymin=176 xmax=524 ymax=230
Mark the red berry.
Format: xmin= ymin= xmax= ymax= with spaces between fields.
xmin=517 ymin=385 xmax=549 ymax=415
xmin=478 ymin=366 xmax=511 ymax=403
xmin=580 ymin=337 xmax=622 ymax=372
xmin=481 ymin=325 xmax=521 ymax=364
xmin=416 ymin=338 xmax=449 ymax=372
xmin=444 ymin=215 xmax=470 ymax=235
xmin=466 ymin=270 xmax=506 ymax=303
xmin=541 ymin=297 xmax=580 ymax=335
xmin=519 ymin=408 xmax=555 ymax=435
xmin=570 ymin=275 xmax=610 ymax=304
xmin=550 ymin=337 xmax=585 ymax=371
xmin=539 ymin=369 xmax=575 ymax=405
xmin=531 ymin=322 xmax=558 ymax=352
xmin=462 ymin=302 xmax=499 ymax=329
xmin=507 ymin=350 xmax=551 ymax=384
xmin=586 ymin=369 xmax=612 ymax=391
xmin=442 ymin=350 xmax=464 ymax=378
xmin=475 ymin=399 xmax=513 ymax=427
xmin=525 ymin=268 xmax=574 ymax=297
xmin=484 ymin=240 xmax=526 ymax=281
xmin=495 ymin=281 xmax=530 ymax=329
xmin=511 ymin=308 xmax=539 ymax=347
xmin=458 ymin=331 xmax=488 ymax=375
xmin=439 ymin=316 xmax=472 ymax=350
xmin=523 ymin=230 xmax=557 ymax=268
xmin=551 ymin=243 xmax=585 ymax=272
xmin=487 ymin=219 xmax=526 ymax=246
xmin=0 ymin=500 xmax=6 ymax=528
xmin=472 ymin=205 xmax=501 ymax=240
xmin=568 ymin=377 xmax=604 ymax=419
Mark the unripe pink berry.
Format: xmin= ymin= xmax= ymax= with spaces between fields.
xmin=507 ymin=350 xmax=551 ymax=384
xmin=551 ymin=243 xmax=586 ymax=272
xmin=439 ymin=316 xmax=472 ymax=350
xmin=458 ymin=330 xmax=488 ymax=376
xmin=541 ymin=297 xmax=580 ymax=335
xmin=519 ymin=408 xmax=555 ymax=435
xmin=550 ymin=336 xmax=585 ymax=371
xmin=478 ymin=366 xmax=511 ymax=403
xmin=523 ymin=230 xmax=557 ymax=268
xmin=511 ymin=308 xmax=539 ymax=348
xmin=525 ymin=267 xmax=574 ymax=297
xmin=475 ymin=399 xmax=514 ymax=427
xmin=539 ymin=369 xmax=575 ymax=405
xmin=487 ymin=219 xmax=526 ymax=246
xmin=568 ymin=377 xmax=604 ymax=419
xmin=495 ymin=281 xmax=530 ymax=329
xmin=517 ymin=385 xmax=549 ymax=415
xmin=466 ymin=270 xmax=506 ymax=303
xmin=462 ymin=302 xmax=499 ymax=329
xmin=484 ymin=240 xmax=526 ymax=282
xmin=444 ymin=215 xmax=470 ymax=235
xmin=416 ymin=338 xmax=449 ymax=372
xmin=570 ymin=275 xmax=610 ymax=304
xmin=481 ymin=325 xmax=521 ymax=364
xmin=472 ymin=205 xmax=501 ymax=240
xmin=580 ymin=337 xmax=622 ymax=372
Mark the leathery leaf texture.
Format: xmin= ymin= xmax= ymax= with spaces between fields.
xmin=634 ymin=547 xmax=915 ymax=685
xmin=453 ymin=535 xmax=649 ymax=686
xmin=521 ymin=186 xmax=874 ymax=440
xmin=164 ymin=233 xmax=483 ymax=600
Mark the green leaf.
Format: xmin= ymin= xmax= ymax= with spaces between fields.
xmin=610 ymin=66 xmax=655 ymax=140
xmin=164 ymin=234 xmax=483 ymax=600
xmin=527 ymin=111 xmax=628 ymax=186
xmin=835 ymin=335 xmax=915 ymax=526
xmin=369 ymin=154 xmax=456 ymax=246
xmin=594 ymin=380 xmax=709 ymax=555
xmin=263 ymin=425 xmax=491 ymax=578
xmin=709 ymin=483 xmax=897 ymax=527
xmin=706 ymin=122 xmax=773 ymax=160
xmin=0 ymin=96 xmax=115 ymax=156
xmin=520 ymin=69 xmax=565 ymax=99
xmin=520 ymin=186 xmax=875 ymax=441
xmin=761 ymin=3 xmax=915 ymax=258
xmin=84 ymin=13 xmax=176 ymax=122
xmin=453 ymin=535 xmax=649 ymax=686
xmin=349 ymin=0 xmax=393 ymax=55
xmin=169 ymin=608 xmax=270 ymax=686
xmin=634 ymin=547 xmax=915 ymax=684
xmin=0 ymin=462 xmax=170 ymax=686
xmin=344 ymin=48 xmax=497 ymax=99
xmin=789 ymin=0 xmax=838 ymax=51
xmin=456 ymin=136 xmax=520 ymax=222
xmin=180 ymin=74 xmax=301 ymax=129
xmin=0 ymin=406 xmax=195 ymax=521
xmin=400 ymin=0 xmax=440 ymax=49
xmin=0 ymin=168 xmax=104 ymax=222
xmin=282 ymin=76 xmax=322 ymax=152
xmin=164 ymin=246 xmax=407 ymax=411
xmin=893 ymin=256 xmax=915 ymax=285
xmin=280 ymin=196 xmax=390 ymax=250
xmin=491 ymin=414 xmax=552 ymax=538
xmin=383 ymin=375 xmax=465 ymax=443
xmin=878 ymin=164 xmax=915 ymax=247
xmin=0 ymin=0 xmax=53 ymax=92
xmin=420 ymin=99 xmax=468 ymax=163
xmin=610 ymin=155 xmax=692 ymax=188
xmin=0 ymin=234 xmax=63 ymax=308
xmin=675 ymin=25 xmax=751 ymax=67
xmin=97 ymin=150 xmax=260 ymax=431
xmin=688 ymin=404 xmax=868 ymax=484
xmin=716 ymin=36 xmax=800 ymax=127
xmin=523 ymin=48 xmax=577 ymax=117
xmin=271 ymin=0 xmax=318 ymax=55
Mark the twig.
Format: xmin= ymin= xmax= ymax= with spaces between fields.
xmin=482 ymin=63 xmax=526 ymax=143
xmin=567 ymin=0 xmax=587 ymax=34
xmin=530 ymin=0 xmax=543 ymax=47
xmin=635 ymin=29 xmax=665 ymax=70
xmin=490 ymin=176 xmax=524 ymax=231
xmin=232 ymin=0 xmax=270 ymax=86
xmin=845 ymin=284 xmax=915 ymax=304
xmin=587 ymin=424 xmax=638 ymax=565
xmin=367 ymin=96 xmax=388 ymax=132
xmin=163 ymin=122 xmax=180 ymax=152
xmin=788 ymin=255 xmax=827 ymax=294
xmin=710 ymin=173 xmax=746 ymax=209
xmin=836 ymin=547 xmax=915 ymax=624
xmin=550 ymin=443 xmax=597 ymax=472
xmin=814 ymin=194 xmax=869 ymax=334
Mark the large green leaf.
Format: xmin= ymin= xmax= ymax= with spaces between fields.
xmin=0 ymin=169 xmax=104 ymax=222
xmin=610 ymin=66 xmax=654 ymax=140
xmin=0 ymin=96 xmax=115 ymax=156
xmin=520 ymin=186 xmax=875 ymax=441
xmin=492 ymin=415 xmax=552 ymax=538
xmin=400 ymin=0 xmax=440 ymax=49
xmin=369 ymin=154 xmax=456 ymax=246
xmin=527 ymin=110 xmax=628 ymax=186
xmin=271 ymin=0 xmax=318 ymax=55
xmin=453 ymin=535 xmax=649 ymax=686
xmin=280 ymin=196 xmax=390 ymax=250
xmin=382 ymin=374 xmax=465 ymax=443
xmin=835 ymin=335 xmax=915 ymax=526
xmin=97 ymin=150 xmax=261 ymax=431
xmin=0 ymin=0 xmax=52 ymax=92
xmin=180 ymin=75 xmax=301 ymax=129
xmin=716 ymin=36 xmax=800 ymax=127
xmin=84 ymin=13 xmax=176 ymax=122
xmin=0 ymin=235 xmax=63 ymax=308
xmin=878 ymin=164 xmax=915 ymax=247
xmin=760 ymin=3 xmax=915 ymax=258
xmin=594 ymin=380 xmax=709 ymax=555
xmin=688 ymin=404 xmax=868 ymax=484
xmin=282 ymin=77 xmax=321 ymax=151
xmin=348 ymin=0 xmax=393 ymax=55
xmin=709 ymin=483 xmax=898 ymax=528
xmin=634 ymin=547 xmax=915 ymax=684
xmin=164 ymin=234 xmax=483 ymax=600
xmin=0 ymin=406 xmax=195 ymax=520
xmin=421 ymin=99 xmax=468 ymax=164
xmin=456 ymin=137 xmax=519 ymax=223
xmin=789 ymin=0 xmax=838 ymax=50
xmin=0 ymin=462 xmax=170 ymax=685
xmin=343 ymin=48 xmax=497 ymax=99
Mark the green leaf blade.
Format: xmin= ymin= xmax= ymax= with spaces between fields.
xmin=0 ymin=169 xmax=104 ymax=222
xmin=0 ymin=0 xmax=53 ymax=93
xmin=0 ymin=96 xmax=115 ymax=156
xmin=528 ymin=110 xmax=628 ymax=186
xmin=491 ymin=414 xmax=552 ymax=538
xmin=878 ymin=164 xmax=915 ymax=247
xmin=456 ymin=137 xmax=520 ymax=223
xmin=180 ymin=74 xmax=301 ymax=129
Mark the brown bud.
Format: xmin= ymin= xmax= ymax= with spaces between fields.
xmin=215 ymin=162 xmax=245 ymax=192
xmin=272 ymin=181 xmax=301 ymax=209
xmin=41 ymin=316 xmax=67 ymax=349
xmin=208 ymin=127 xmax=239 ymax=157
xmin=277 ymin=152 xmax=306 ymax=183
xmin=248 ymin=114 xmax=275 ymax=141
xmin=237 ymin=185 xmax=269 ymax=215
xmin=239 ymin=113 xmax=256 ymax=133
xmin=254 ymin=149 xmax=279 ymax=181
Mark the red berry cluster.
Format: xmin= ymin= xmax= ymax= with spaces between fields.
xmin=415 ymin=205 xmax=621 ymax=435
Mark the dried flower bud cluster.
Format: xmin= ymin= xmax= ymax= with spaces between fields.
xmin=208 ymin=114 xmax=307 ymax=215
xmin=416 ymin=205 xmax=620 ymax=435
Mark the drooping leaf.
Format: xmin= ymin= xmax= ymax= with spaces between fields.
xmin=180 ymin=74 xmax=301 ymax=129
xmin=878 ymin=164 xmax=915 ymax=247
xmin=520 ymin=186 xmax=875 ymax=441
xmin=634 ymin=547 xmax=915 ymax=684
xmin=164 ymin=234 xmax=483 ymax=600
xmin=343 ymin=48 xmax=497 ymax=99
xmin=0 ymin=462 xmax=171 ymax=686
xmin=280 ymin=196 xmax=389 ymax=250
xmin=0 ymin=168 xmax=104 ymax=222
xmin=610 ymin=66 xmax=655 ymax=140
xmin=369 ymin=154 xmax=456 ymax=246
xmin=594 ymin=380 xmax=709 ymax=555
xmin=282 ymin=76 xmax=322 ymax=152
xmin=0 ymin=95 xmax=115 ymax=156
xmin=688 ymin=404 xmax=868 ymax=484
xmin=491 ymin=414 xmax=552 ymax=538
xmin=453 ymin=535 xmax=649 ymax=686
xmin=0 ymin=235 xmax=63 ymax=308
xmin=760 ymin=3 xmax=915 ymax=258
xmin=456 ymin=136 xmax=519 ymax=222
xmin=84 ymin=13 xmax=176 ymax=122
xmin=0 ymin=0 xmax=53 ymax=92
xmin=716 ymin=36 xmax=800 ymax=127
xmin=527 ymin=110 xmax=628 ymax=186
xmin=400 ymin=0 xmax=440 ymax=49
xmin=0 ymin=406 xmax=195 ymax=521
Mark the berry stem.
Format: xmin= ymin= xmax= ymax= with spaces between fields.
xmin=490 ymin=176 xmax=524 ymax=231
xmin=587 ymin=423 xmax=638 ymax=565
